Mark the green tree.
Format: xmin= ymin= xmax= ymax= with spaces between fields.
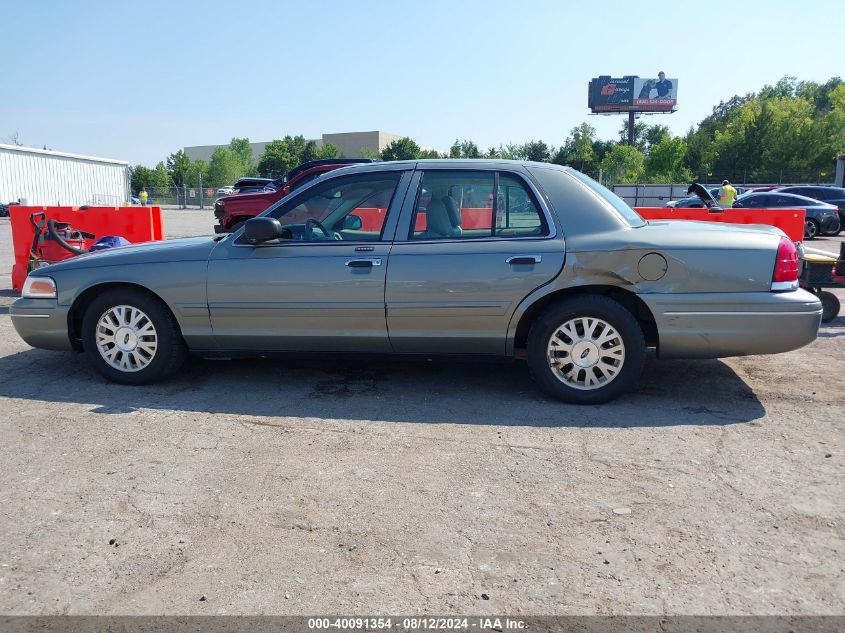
xmin=317 ymin=142 xmax=342 ymax=159
xmin=558 ymin=123 xmax=596 ymax=170
xmin=151 ymin=162 xmax=171 ymax=189
xmin=207 ymin=148 xmax=245 ymax=188
xmin=521 ymin=140 xmax=553 ymax=162
xmin=645 ymin=137 xmax=692 ymax=183
xmin=185 ymin=159 xmax=208 ymax=186
xmin=381 ymin=137 xmax=422 ymax=161
xmin=619 ymin=119 xmax=648 ymax=151
xmin=257 ymin=139 xmax=297 ymax=178
xmin=130 ymin=165 xmax=156 ymax=193
xmin=228 ymin=137 xmax=256 ymax=176
xmin=601 ymin=145 xmax=645 ymax=184
xmin=449 ymin=139 xmax=481 ymax=159
xmin=643 ymin=124 xmax=671 ymax=153
xmin=166 ymin=149 xmax=193 ymax=187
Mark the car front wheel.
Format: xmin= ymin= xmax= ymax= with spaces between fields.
xmin=527 ymin=295 xmax=646 ymax=404
xmin=804 ymin=218 xmax=820 ymax=240
xmin=81 ymin=288 xmax=187 ymax=385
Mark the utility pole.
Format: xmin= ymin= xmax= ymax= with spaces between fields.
xmin=627 ymin=111 xmax=636 ymax=146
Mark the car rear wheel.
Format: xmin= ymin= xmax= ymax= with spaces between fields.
xmin=82 ymin=288 xmax=187 ymax=385
xmin=804 ymin=218 xmax=820 ymax=240
xmin=527 ymin=295 xmax=646 ymax=404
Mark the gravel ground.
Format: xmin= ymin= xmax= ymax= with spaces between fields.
xmin=0 ymin=210 xmax=843 ymax=615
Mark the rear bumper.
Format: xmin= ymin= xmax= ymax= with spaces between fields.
xmin=640 ymin=289 xmax=822 ymax=359
xmin=10 ymin=298 xmax=74 ymax=351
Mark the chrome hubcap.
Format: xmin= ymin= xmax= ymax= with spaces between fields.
xmin=806 ymin=220 xmax=817 ymax=238
xmin=547 ymin=317 xmax=625 ymax=390
xmin=95 ymin=305 xmax=157 ymax=372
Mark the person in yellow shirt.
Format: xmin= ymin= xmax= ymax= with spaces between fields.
xmin=139 ymin=188 xmax=148 ymax=205
xmin=718 ymin=180 xmax=737 ymax=207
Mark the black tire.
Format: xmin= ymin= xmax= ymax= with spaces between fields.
xmin=804 ymin=218 xmax=820 ymax=240
xmin=824 ymin=217 xmax=842 ymax=236
xmin=819 ymin=291 xmax=840 ymax=324
xmin=228 ymin=220 xmax=245 ymax=233
xmin=81 ymin=287 xmax=187 ymax=385
xmin=526 ymin=295 xmax=646 ymax=404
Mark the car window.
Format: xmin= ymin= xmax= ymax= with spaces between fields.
xmin=264 ymin=173 xmax=400 ymax=242
xmin=495 ymin=174 xmax=548 ymax=237
xmin=408 ymin=171 xmax=548 ymax=241
xmin=290 ymin=171 xmax=322 ymax=191
xmin=738 ymin=195 xmax=760 ymax=208
xmin=410 ymin=171 xmax=494 ymax=240
xmin=567 ymin=170 xmax=646 ymax=227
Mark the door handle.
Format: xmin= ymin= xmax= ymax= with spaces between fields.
xmin=506 ymin=255 xmax=542 ymax=265
xmin=345 ymin=258 xmax=382 ymax=268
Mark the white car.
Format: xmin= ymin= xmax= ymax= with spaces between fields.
xmin=216 ymin=185 xmax=235 ymax=195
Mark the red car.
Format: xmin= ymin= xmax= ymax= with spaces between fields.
xmin=213 ymin=159 xmax=375 ymax=233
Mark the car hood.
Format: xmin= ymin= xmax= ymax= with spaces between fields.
xmin=36 ymin=236 xmax=221 ymax=273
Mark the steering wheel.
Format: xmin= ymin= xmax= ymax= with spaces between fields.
xmin=305 ymin=218 xmax=341 ymax=241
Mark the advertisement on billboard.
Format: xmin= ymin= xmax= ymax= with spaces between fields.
xmin=588 ymin=74 xmax=678 ymax=112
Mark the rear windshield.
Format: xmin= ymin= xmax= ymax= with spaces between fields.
xmin=568 ymin=171 xmax=646 ymax=227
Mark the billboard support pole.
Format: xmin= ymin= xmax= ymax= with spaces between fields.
xmin=627 ymin=111 xmax=636 ymax=146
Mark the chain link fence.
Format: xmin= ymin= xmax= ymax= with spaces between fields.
xmin=134 ymin=185 xmax=220 ymax=208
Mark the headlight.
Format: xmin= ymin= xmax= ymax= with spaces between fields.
xmin=22 ymin=276 xmax=57 ymax=299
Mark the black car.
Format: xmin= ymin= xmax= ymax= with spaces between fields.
xmin=776 ymin=186 xmax=845 ymax=233
xmin=666 ymin=186 xmax=746 ymax=208
xmin=232 ymin=177 xmax=274 ymax=194
xmin=733 ymin=192 xmax=841 ymax=239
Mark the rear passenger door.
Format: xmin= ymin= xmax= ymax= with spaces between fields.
xmin=385 ymin=167 xmax=565 ymax=355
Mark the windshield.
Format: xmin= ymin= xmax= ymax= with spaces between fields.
xmin=568 ymin=170 xmax=646 ymax=227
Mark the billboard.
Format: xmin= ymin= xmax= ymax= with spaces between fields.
xmin=588 ymin=75 xmax=678 ymax=113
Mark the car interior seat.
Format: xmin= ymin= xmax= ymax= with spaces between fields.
xmin=420 ymin=185 xmax=462 ymax=238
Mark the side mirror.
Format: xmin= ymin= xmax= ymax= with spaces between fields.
xmin=342 ymin=214 xmax=363 ymax=230
xmin=243 ymin=217 xmax=291 ymax=243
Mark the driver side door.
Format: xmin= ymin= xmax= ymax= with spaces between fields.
xmin=207 ymin=170 xmax=411 ymax=352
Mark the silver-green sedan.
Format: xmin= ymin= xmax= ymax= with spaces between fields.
xmin=11 ymin=161 xmax=822 ymax=404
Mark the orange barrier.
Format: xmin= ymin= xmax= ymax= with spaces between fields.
xmin=355 ymin=207 xmax=494 ymax=232
xmin=9 ymin=205 xmax=165 ymax=291
xmin=635 ymin=207 xmax=806 ymax=243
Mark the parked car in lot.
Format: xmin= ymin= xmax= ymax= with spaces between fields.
xmin=732 ymin=192 xmax=841 ymax=239
xmin=217 ymin=185 xmax=235 ymax=195
xmin=11 ymin=161 xmax=822 ymax=404
xmin=666 ymin=187 xmax=746 ymax=208
xmin=775 ymin=185 xmax=845 ymax=231
xmin=231 ymin=177 xmax=273 ymax=194
xmin=214 ymin=159 xmax=375 ymax=232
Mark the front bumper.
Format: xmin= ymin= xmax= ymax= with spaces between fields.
xmin=640 ymin=289 xmax=822 ymax=359
xmin=10 ymin=298 xmax=74 ymax=351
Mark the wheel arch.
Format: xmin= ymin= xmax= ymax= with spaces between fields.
xmin=67 ymin=281 xmax=180 ymax=352
xmin=512 ymin=285 xmax=658 ymax=354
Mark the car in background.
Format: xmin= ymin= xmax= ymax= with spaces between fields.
xmin=11 ymin=160 xmax=822 ymax=404
xmin=666 ymin=186 xmax=746 ymax=208
xmin=776 ymin=186 xmax=845 ymax=231
xmin=217 ymin=185 xmax=235 ymax=196
xmin=733 ymin=192 xmax=840 ymax=239
xmin=231 ymin=177 xmax=273 ymax=195
xmin=214 ymin=158 xmax=376 ymax=233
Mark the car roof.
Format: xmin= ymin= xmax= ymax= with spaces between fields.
xmin=326 ymin=159 xmax=573 ymax=177
xmin=738 ymin=191 xmax=831 ymax=205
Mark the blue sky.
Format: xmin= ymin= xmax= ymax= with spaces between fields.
xmin=0 ymin=0 xmax=840 ymax=166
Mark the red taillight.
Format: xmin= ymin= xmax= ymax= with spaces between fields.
xmin=772 ymin=236 xmax=799 ymax=288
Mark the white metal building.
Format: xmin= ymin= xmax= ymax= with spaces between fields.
xmin=0 ymin=144 xmax=130 ymax=206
